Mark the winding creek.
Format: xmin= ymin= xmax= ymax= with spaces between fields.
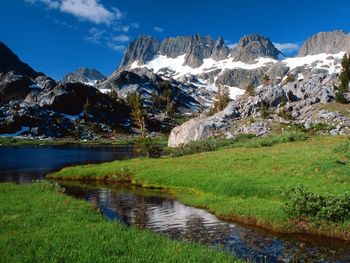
xmin=1 ymin=145 xmax=350 ymax=262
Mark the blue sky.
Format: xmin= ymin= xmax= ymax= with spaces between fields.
xmin=1 ymin=0 xmax=350 ymax=80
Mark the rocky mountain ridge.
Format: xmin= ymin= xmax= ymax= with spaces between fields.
xmin=1 ymin=30 xmax=350 ymax=141
xmin=63 ymin=67 xmax=106 ymax=85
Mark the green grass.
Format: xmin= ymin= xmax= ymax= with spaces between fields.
xmin=0 ymin=136 xmax=168 ymax=147
xmin=50 ymin=136 xmax=350 ymax=240
xmin=0 ymin=182 xmax=240 ymax=262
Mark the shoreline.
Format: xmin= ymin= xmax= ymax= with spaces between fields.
xmin=48 ymin=136 xmax=350 ymax=241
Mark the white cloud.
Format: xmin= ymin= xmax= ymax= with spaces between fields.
xmin=25 ymin=0 xmax=123 ymax=25
xmin=273 ymin=42 xmax=299 ymax=53
xmin=60 ymin=0 xmax=119 ymax=25
xmin=84 ymin=27 xmax=105 ymax=43
xmin=153 ymin=26 xmax=164 ymax=33
xmin=113 ymin=35 xmax=130 ymax=42
xmin=113 ymin=22 xmax=139 ymax=33
xmin=107 ymin=43 xmax=126 ymax=52
xmin=25 ymin=0 xmax=60 ymax=9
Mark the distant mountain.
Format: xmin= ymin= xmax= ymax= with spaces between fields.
xmin=63 ymin=67 xmax=106 ymax=85
xmin=297 ymin=30 xmax=350 ymax=57
xmin=101 ymin=31 xmax=345 ymax=108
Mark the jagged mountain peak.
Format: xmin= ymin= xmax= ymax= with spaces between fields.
xmin=297 ymin=30 xmax=350 ymax=57
xmin=231 ymin=33 xmax=280 ymax=63
xmin=63 ymin=67 xmax=106 ymax=85
xmin=119 ymin=35 xmax=161 ymax=69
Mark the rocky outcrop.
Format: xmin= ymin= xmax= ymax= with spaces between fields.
xmin=168 ymin=72 xmax=350 ymax=147
xmin=0 ymin=71 xmax=33 ymax=106
xmin=297 ymin=30 xmax=350 ymax=56
xmin=119 ymin=35 xmax=161 ymax=68
xmin=63 ymin=67 xmax=106 ymax=84
xmin=168 ymin=102 xmax=240 ymax=147
xmin=231 ymin=34 xmax=280 ymax=63
xmin=215 ymin=67 xmax=269 ymax=89
xmin=211 ymin=36 xmax=230 ymax=61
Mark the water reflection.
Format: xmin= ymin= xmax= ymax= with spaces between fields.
xmin=0 ymin=145 xmax=135 ymax=183
xmin=63 ymin=182 xmax=350 ymax=263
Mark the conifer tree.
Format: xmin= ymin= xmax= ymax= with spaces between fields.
xmin=126 ymin=92 xmax=146 ymax=137
xmin=245 ymin=83 xmax=255 ymax=96
xmin=214 ymin=85 xmax=231 ymax=112
xmin=337 ymin=53 xmax=350 ymax=103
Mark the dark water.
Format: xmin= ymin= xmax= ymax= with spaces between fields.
xmin=62 ymin=182 xmax=350 ymax=263
xmin=0 ymin=145 xmax=134 ymax=183
xmin=1 ymin=146 xmax=350 ymax=262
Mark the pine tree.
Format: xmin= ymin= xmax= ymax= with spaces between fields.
xmin=109 ymin=89 xmax=118 ymax=102
xmin=245 ymin=83 xmax=255 ymax=96
xmin=166 ymin=101 xmax=175 ymax=117
xmin=214 ymin=85 xmax=231 ymax=112
xmin=285 ymin=73 xmax=295 ymax=83
xmin=151 ymin=90 xmax=158 ymax=112
xmin=83 ymin=98 xmax=91 ymax=119
xmin=262 ymin=74 xmax=271 ymax=86
xmin=126 ymin=92 xmax=146 ymax=137
xmin=337 ymin=53 xmax=350 ymax=103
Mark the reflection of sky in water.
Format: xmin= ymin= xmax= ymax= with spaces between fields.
xmin=0 ymin=145 xmax=135 ymax=183
xmin=65 ymin=186 xmax=350 ymax=263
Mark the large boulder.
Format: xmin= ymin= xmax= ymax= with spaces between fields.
xmin=168 ymin=102 xmax=240 ymax=147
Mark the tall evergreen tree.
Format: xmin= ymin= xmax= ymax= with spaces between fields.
xmin=126 ymin=92 xmax=146 ymax=137
xmin=245 ymin=83 xmax=255 ymax=96
xmin=337 ymin=53 xmax=350 ymax=103
xmin=214 ymin=85 xmax=231 ymax=112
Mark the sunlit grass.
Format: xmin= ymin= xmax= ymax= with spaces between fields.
xmin=50 ymin=136 xmax=350 ymax=239
xmin=0 ymin=183 xmax=240 ymax=262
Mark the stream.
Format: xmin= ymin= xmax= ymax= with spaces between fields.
xmin=1 ymin=145 xmax=349 ymax=262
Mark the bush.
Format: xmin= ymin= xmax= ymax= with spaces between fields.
xmin=169 ymin=132 xmax=307 ymax=157
xmin=282 ymin=185 xmax=350 ymax=223
xmin=245 ymin=83 xmax=255 ymax=96
xmin=285 ymin=73 xmax=295 ymax=83
xmin=277 ymin=107 xmax=294 ymax=120
xmin=135 ymin=137 xmax=162 ymax=158
xmin=260 ymin=104 xmax=270 ymax=119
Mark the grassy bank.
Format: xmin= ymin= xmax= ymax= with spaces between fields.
xmin=50 ymin=136 xmax=350 ymax=240
xmin=0 ymin=182 xmax=239 ymax=262
xmin=0 ymin=136 xmax=168 ymax=147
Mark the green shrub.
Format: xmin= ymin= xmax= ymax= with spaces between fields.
xmin=282 ymin=185 xmax=350 ymax=222
xmin=277 ymin=107 xmax=294 ymax=120
xmin=169 ymin=132 xmax=308 ymax=157
xmin=285 ymin=73 xmax=295 ymax=83
xmin=135 ymin=137 xmax=162 ymax=158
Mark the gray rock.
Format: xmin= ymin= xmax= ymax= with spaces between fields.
xmin=211 ymin=36 xmax=230 ymax=61
xmin=231 ymin=34 xmax=280 ymax=63
xmin=297 ymin=30 xmax=350 ymax=56
xmin=119 ymin=35 xmax=161 ymax=68
xmin=168 ymin=101 xmax=240 ymax=147
xmin=63 ymin=67 xmax=106 ymax=84
xmin=215 ymin=67 xmax=268 ymax=88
